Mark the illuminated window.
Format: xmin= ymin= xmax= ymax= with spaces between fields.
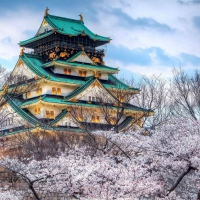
xmin=120 ymin=96 xmax=125 ymax=103
xmin=98 ymin=73 xmax=101 ymax=79
xmin=36 ymin=88 xmax=42 ymax=96
xmin=64 ymin=68 xmax=67 ymax=74
xmin=108 ymin=117 xmax=116 ymax=125
xmin=77 ymin=115 xmax=83 ymax=121
xmin=67 ymin=69 xmax=71 ymax=75
xmin=83 ymin=71 xmax=86 ymax=77
xmin=46 ymin=111 xmax=50 ymax=118
xmin=39 ymin=88 xmax=42 ymax=95
xmin=57 ymin=88 xmax=61 ymax=95
xmin=46 ymin=110 xmax=54 ymax=119
xmin=34 ymin=107 xmax=41 ymax=115
xmin=52 ymin=87 xmax=56 ymax=95
xmin=92 ymin=116 xmax=100 ymax=123
xmin=27 ymin=92 xmax=31 ymax=98
xmin=79 ymin=70 xmax=87 ymax=77
xmin=50 ymin=111 xmax=55 ymax=119
xmin=78 ymin=71 xmax=82 ymax=76
xmin=64 ymin=68 xmax=71 ymax=75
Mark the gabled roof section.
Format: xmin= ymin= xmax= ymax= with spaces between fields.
xmin=50 ymin=109 xmax=68 ymax=126
xmin=19 ymin=14 xmax=110 ymax=46
xmin=19 ymin=31 xmax=53 ymax=46
xmin=3 ymin=95 xmax=42 ymax=126
xmin=65 ymin=77 xmax=96 ymax=101
xmin=103 ymin=75 xmax=140 ymax=91
xmin=45 ymin=14 xmax=110 ymax=42
xmin=64 ymin=77 xmax=116 ymax=101
xmin=67 ymin=51 xmax=96 ymax=65
xmin=20 ymin=94 xmax=151 ymax=114
xmin=20 ymin=53 xmax=85 ymax=86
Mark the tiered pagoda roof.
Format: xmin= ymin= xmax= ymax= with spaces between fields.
xmin=0 ymin=9 xmax=153 ymax=136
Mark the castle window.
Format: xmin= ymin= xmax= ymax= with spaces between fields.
xmin=98 ymin=73 xmax=101 ymax=79
xmin=36 ymin=88 xmax=42 ymax=96
xmin=79 ymin=70 xmax=87 ymax=77
xmin=34 ymin=107 xmax=41 ymax=115
xmin=57 ymin=88 xmax=61 ymax=95
xmin=92 ymin=116 xmax=100 ymax=123
xmin=119 ymin=96 xmax=125 ymax=103
xmin=108 ymin=117 xmax=116 ymax=125
xmin=50 ymin=111 xmax=55 ymax=119
xmin=46 ymin=111 xmax=54 ymax=119
xmin=52 ymin=87 xmax=56 ymax=95
xmin=52 ymin=87 xmax=61 ymax=95
xmin=64 ymin=68 xmax=72 ymax=75
xmin=77 ymin=115 xmax=83 ymax=121
xmin=46 ymin=111 xmax=50 ymax=118
xmin=27 ymin=92 xmax=31 ymax=98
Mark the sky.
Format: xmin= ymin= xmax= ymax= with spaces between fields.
xmin=0 ymin=0 xmax=200 ymax=79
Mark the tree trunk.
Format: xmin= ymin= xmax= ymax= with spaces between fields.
xmin=197 ymin=189 xmax=200 ymax=200
xmin=29 ymin=183 xmax=41 ymax=200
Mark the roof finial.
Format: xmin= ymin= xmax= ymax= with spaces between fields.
xmin=20 ymin=47 xmax=25 ymax=56
xmin=79 ymin=13 xmax=84 ymax=22
xmin=44 ymin=7 xmax=49 ymax=17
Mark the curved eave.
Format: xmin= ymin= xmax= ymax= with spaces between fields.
xmin=43 ymin=60 xmax=119 ymax=74
xmin=45 ymin=14 xmax=111 ymax=42
xmin=21 ymin=95 xmax=153 ymax=114
xmin=103 ymin=75 xmax=140 ymax=92
xmin=19 ymin=31 xmax=53 ymax=46
xmin=20 ymin=54 xmax=85 ymax=86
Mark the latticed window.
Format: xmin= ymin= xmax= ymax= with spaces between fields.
xmin=50 ymin=111 xmax=54 ymax=119
xmin=46 ymin=111 xmax=50 ymax=118
xmin=119 ymin=96 xmax=125 ymax=103
xmin=52 ymin=87 xmax=61 ymax=95
xmin=92 ymin=116 xmax=100 ymax=123
xmin=34 ymin=107 xmax=41 ymax=115
xmin=98 ymin=73 xmax=101 ymax=79
xmin=79 ymin=70 xmax=87 ymax=77
xmin=108 ymin=117 xmax=116 ymax=125
xmin=36 ymin=88 xmax=42 ymax=95
xmin=52 ymin=87 xmax=56 ymax=94
xmin=46 ymin=111 xmax=55 ymax=119
xmin=27 ymin=92 xmax=31 ymax=98
xmin=77 ymin=115 xmax=83 ymax=121
xmin=57 ymin=88 xmax=61 ymax=95
xmin=64 ymin=68 xmax=71 ymax=75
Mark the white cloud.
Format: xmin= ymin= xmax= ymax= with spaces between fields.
xmin=0 ymin=8 xmax=42 ymax=59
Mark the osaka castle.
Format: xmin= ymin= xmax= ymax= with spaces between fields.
xmin=0 ymin=8 xmax=153 ymax=136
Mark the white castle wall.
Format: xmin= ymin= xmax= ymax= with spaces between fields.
xmin=28 ymin=104 xmax=62 ymax=119
xmin=53 ymin=66 xmax=108 ymax=80
xmin=23 ymin=82 xmax=78 ymax=99
xmin=0 ymin=104 xmax=26 ymax=131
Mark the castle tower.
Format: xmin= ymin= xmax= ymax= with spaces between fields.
xmin=0 ymin=9 xmax=153 ymax=136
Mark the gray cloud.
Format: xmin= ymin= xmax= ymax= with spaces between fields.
xmin=193 ymin=16 xmax=200 ymax=31
xmin=111 ymin=8 xmax=176 ymax=33
xmin=106 ymin=45 xmax=177 ymax=67
xmin=178 ymin=0 xmax=200 ymax=4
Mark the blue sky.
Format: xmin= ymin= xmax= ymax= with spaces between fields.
xmin=0 ymin=0 xmax=200 ymax=78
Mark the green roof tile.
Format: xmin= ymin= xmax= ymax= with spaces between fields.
xmin=19 ymin=14 xmax=110 ymax=46
xmin=19 ymin=32 xmax=53 ymax=46
xmin=21 ymin=95 xmax=152 ymax=113
xmin=21 ymin=54 xmax=85 ymax=85
xmin=45 ymin=14 xmax=110 ymax=42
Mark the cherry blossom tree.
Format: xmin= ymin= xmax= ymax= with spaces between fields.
xmin=0 ymin=148 xmax=163 ymax=200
